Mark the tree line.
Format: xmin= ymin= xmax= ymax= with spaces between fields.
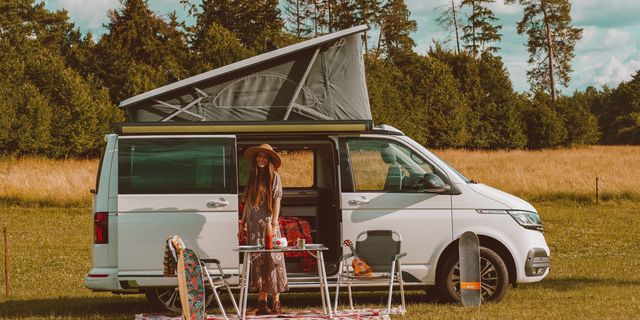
xmin=0 ymin=0 xmax=638 ymax=158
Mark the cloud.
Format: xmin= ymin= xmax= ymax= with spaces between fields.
xmin=572 ymin=0 xmax=640 ymax=28
xmin=45 ymin=0 xmax=119 ymax=35
xmin=577 ymin=27 xmax=632 ymax=51
xmin=592 ymin=56 xmax=634 ymax=86
xmin=625 ymin=51 xmax=640 ymax=74
xmin=488 ymin=1 xmax=521 ymax=16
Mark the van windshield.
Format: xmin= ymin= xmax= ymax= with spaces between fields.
xmin=429 ymin=152 xmax=472 ymax=183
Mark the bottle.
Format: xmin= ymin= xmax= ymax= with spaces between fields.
xmin=264 ymin=217 xmax=274 ymax=250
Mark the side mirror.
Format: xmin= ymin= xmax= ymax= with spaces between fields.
xmin=423 ymin=173 xmax=450 ymax=193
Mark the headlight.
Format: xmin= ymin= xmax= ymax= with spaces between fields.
xmin=476 ymin=209 xmax=544 ymax=232
xmin=508 ymin=210 xmax=543 ymax=232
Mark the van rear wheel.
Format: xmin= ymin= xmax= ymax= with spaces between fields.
xmin=145 ymin=287 xmax=215 ymax=313
xmin=436 ymin=246 xmax=509 ymax=303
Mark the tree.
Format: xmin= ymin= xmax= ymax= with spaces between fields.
xmin=284 ymin=0 xmax=314 ymax=38
xmin=429 ymin=46 xmax=526 ymax=149
xmin=333 ymin=0 xmax=358 ymax=31
xmin=507 ymin=0 xmax=582 ymax=100
xmin=404 ymin=55 xmax=471 ymax=147
xmin=555 ymin=94 xmax=600 ymax=145
xmin=193 ymin=0 xmax=283 ymax=52
xmin=460 ymin=0 xmax=502 ymax=56
xmin=0 ymin=0 xmax=121 ymax=157
xmin=378 ymin=0 xmax=417 ymax=63
xmin=600 ymin=70 xmax=640 ymax=144
xmin=436 ymin=0 xmax=463 ymax=54
xmin=356 ymin=0 xmax=383 ymax=54
xmin=522 ymin=91 xmax=567 ymax=148
xmin=190 ymin=23 xmax=254 ymax=74
xmin=94 ymin=0 xmax=189 ymax=102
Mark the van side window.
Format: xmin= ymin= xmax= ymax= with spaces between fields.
xmin=118 ymin=138 xmax=235 ymax=194
xmin=342 ymin=138 xmax=437 ymax=193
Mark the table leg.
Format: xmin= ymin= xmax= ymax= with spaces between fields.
xmin=241 ymin=252 xmax=251 ymax=320
xmin=315 ymin=252 xmax=327 ymax=315
xmin=238 ymin=254 xmax=245 ymax=318
xmin=319 ymin=251 xmax=333 ymax=318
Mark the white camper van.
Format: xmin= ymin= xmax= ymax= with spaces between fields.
xmin=84 ymin=26 xmax=550 ymax=310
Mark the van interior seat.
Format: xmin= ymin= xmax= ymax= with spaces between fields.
xmin=381 ymin=147 xmax=402 ymax=192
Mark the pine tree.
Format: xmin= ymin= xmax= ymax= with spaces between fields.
xmin=333 ymin=0 xmax=358 ymax=31
xmin=460 ymin=0 xmax=502 ymax=56
xmin=0 ymin=0 xmax=120 ymax=157
xmin=436 ymin=0 xmax=463 ymax=54
xmin=378 ymin=0 xmax=417 ymax=63
xmin=356 ymin=0 xmax=383 ymax=54
xmin=193 ymin=0 xmax=283 ymax=52
xmin=94 ymin=0 xmax=189 ymax=102
xmin=284 ymin=0 xmax=313 ymax=38
xmin=190 ymin=23 xmax=254 ymax=74
xmin=507 ymin=0 xmax=582 ymax=100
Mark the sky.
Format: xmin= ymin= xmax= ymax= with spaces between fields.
xmin=42 ymin=0 xmax=640 ymax=94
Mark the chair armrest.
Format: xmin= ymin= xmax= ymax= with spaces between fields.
xmin=339 ymin=252 xmax=353 ymax=261
xmin=200 ymin=258 xmax=225 ymax=275
xmin=391 ymin=252 xmax=407 ymax=261
xmin=201 ymin=258 xmax=221 ymax=264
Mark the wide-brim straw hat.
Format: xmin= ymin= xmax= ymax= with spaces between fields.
xmin=243 ymin=143 xmax=281 ymax=168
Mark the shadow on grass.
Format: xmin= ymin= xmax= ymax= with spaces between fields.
xmin=0 ymin=291 xmax=436 ymax=318
xmin=531 ymin=276 xmax=640 ymax=292
xmin=0 ymin=295 xmax=149 ymax=318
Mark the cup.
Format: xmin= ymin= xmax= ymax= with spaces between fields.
xmin=257 ymin=238 xmax=264 ymax=248
xmin=296 ymin=238 xmax=306 ymax=249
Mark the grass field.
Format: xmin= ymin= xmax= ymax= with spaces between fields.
xmin=1 ymin=201 xmax=640 ymax=319
xmin=1 ymin=147 xmax=639 ymax=319
xmin=2 ymin=146 xmax=639 ymax=206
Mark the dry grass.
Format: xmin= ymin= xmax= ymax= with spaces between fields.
xmin=1 ymin=146 xmax=639 ymax=206
xmin=436 ymin=145 xmax=640 ymax=202
xmin=0 ymin=157 xmax=98 ymax=207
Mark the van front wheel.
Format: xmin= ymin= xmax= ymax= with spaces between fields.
xmin=145 ymin=287 xmax=215 ymax=313
xmin=437 ymin=247 xmax=509 ymax=303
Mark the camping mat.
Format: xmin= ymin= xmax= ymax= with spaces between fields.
xmin=135 ymin=307 xmax=405 ymax=320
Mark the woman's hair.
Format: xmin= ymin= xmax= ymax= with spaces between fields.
xmin=244 ymin=154 xmax=277 ymax=213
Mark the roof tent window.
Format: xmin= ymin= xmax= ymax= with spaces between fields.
xmin=118 ymin=138 xmax=235 ymax=194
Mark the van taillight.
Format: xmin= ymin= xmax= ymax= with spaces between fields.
xmin=94 ymin=212 xmax=108 ymax=244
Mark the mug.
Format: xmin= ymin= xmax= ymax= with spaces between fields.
xmin=296 ymin=238 xmax=306 ymax=249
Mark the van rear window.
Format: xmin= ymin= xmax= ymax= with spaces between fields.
xmin=118 ymin=138 xmax=235 ymax=194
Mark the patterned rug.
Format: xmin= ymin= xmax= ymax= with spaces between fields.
xmin=135 ymin=307 xmax=405 ymax=320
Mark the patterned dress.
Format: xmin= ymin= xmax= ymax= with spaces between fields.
xmin=247 ymin=172 xmax=288 ymax=294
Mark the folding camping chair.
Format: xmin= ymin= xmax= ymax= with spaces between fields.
xmin=334 ymin=230 xmax=406 ymax=314
xmin=164 ymin=236 xmax=239 ymax=319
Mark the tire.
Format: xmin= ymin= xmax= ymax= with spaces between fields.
xmin=436 ymin=246 xmax=509 ymax=303
xmin=145 ymin=287 xmax=215 ymax=313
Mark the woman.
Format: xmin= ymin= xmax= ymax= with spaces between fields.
xmin=238 ymin=143 xmax=288 ymax=315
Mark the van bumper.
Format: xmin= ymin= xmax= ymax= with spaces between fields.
xmin=515 ymin=230 xmax=550 ymax=284
xmin=84 ymin=268 xmax=120 ymax=291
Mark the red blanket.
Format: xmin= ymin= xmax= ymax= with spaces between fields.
xmin=238 ymin=215 xmax=316 ymax=272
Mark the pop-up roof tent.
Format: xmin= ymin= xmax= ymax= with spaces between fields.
xmin=118 ymin=25 xmax=372 ymax=133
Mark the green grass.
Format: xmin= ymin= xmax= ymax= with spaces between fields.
xmin=1 ymin=201 xmax=640 ymax=319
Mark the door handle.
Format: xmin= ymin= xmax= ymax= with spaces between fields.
xmin=207 ymin=198 xmax=230 ymax=208
xmin=348 ymin=197 xmax=370 ymax=205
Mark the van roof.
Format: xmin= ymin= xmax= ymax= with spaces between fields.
xmin=113 ymin=120 xmax=404 ymax=136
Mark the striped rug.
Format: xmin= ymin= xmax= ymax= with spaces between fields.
xmin=135 ymin=307 xmax=405 ymax=319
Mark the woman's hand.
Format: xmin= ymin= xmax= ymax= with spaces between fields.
xmin=237 ymin=222 xmax=244 ymax=239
